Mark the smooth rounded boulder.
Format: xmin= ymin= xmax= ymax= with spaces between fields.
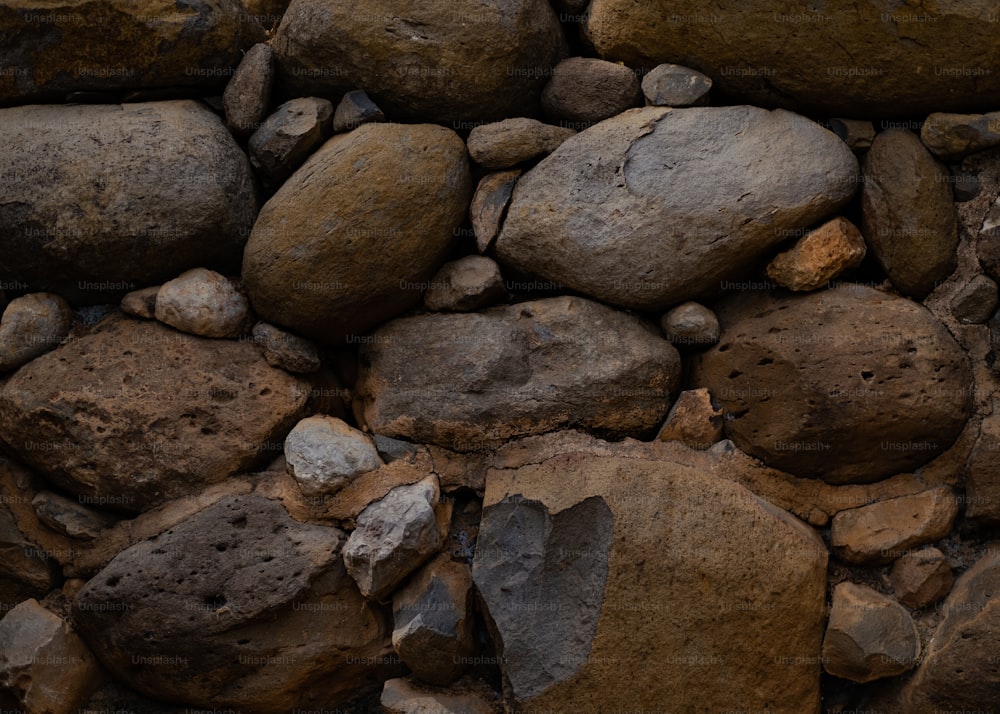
xmin=242 ymin=123 xmax=471 ymax=343
xmin=692 ymin=285 xmax=972 ymax=484
xmin=0 ymin=101 xmax=256 ymax=303
xmin=273 ymin=0 xmax=565 ymax=122
xmin=495 ymin=106 xmax=858 ymax=311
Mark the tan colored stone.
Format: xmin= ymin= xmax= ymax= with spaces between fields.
xmin=120 ymin=286 xmax=159 ymax=319
xmin=891 ymin=548 xmax=954 ymax=609
xmin=921 ymin=111 xmax=1000 ymax=160
xmin=424 ymin=256 xmax=506 ymax=312
xmin=154 ymin=268 xmax=250 ymax=338
xmin=655 ymin=388 xmax=723 ymax=450
xmin=467 ymin=118 xmax=576 ymax=170
xmin=765 ymin=217 xmax=867 ymax=291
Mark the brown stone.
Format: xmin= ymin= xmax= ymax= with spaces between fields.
xmin=966 ymin=410 xmax=1000 ymax=527
xmin=541 ymin=57 xmax=641 ymax=124
xmin=380 ymin=678 xmax=500 ymax=714
xmin=470 ymin=170 xmax=520 ymax=254
xmin=891 ymin=548 xmax=954 ymax=609
xmin=31 ymin=492 xmax=114 ymax=541
xmin=154 ymin=268 xmax=251 ymax=339
xmin=467 ymin=118 xmax=576 ymax=170
xmin=921 ymin=111 xmax=1000 ymax=160
xmin=829 ymin=118 xmax=876 ymax=153
xmin=0 ymin=293 xmax=73 ymax=373
xmin=332 ymin=89 xmax=385 ymax=133
xmin=640 ymin=63 xmax=712 ymax=107
xmin=251 ymin=322 xmax=322 ymax=374
xmin=223 ymin=43 xmax=274 ymax=139
xmin=655 ymin=388 xmax=723 ymax=450
xmin=120 ymin=286 xmax=159 ymax=319
xmin=765 ymin=217 xmax=867 ymax=291
xmin=249 ymin=97 xmax=334 ymax=188
xmin=659 ymin=301 xmax=720 ymax=347
xmin=423 ymin=257 xmax=506 ymax=312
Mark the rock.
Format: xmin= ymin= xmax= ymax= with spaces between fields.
xmin=829 ymin=118 xmax=876 ymax=153
xmin=950 ymin=275 xmax=998 ymax=324
xmin=0 ymin=599 xmax=101 ymax=714
xmin=655 ymin=388 xmax=723 ymax=450
xmin=495 ymin=106 xmax=858 ymax=311
xmin=380 ymin=678 xmax=498 ymax=714
xmin=640 ymin=63 xmax=712 ymax=107
xmin=344 ymin=477 xmax=442 ymax=601
xmin=357 ymin=296 xmax=681 ymax=450
xmin=822 ymin=582 xmax=921 ymax=683
xmin=31 ymin=492 xmax=115 ymax=541
xmin=950 ymin=169 xmax=982 ymax=202
xmin=249 ymin=97 xmax=334 ymax=187
xmin=830 ymin=487 xmax=959 ymax=565
xmin=765 ymin=217 xmax=867 ymax=291
xmin=223 ymin=43 xmax=275 ymax=139
xmin=0 ymin=314 xmax=308 ymax=513
xmin=467 ymin=118 xmax=576 ymax=170
xmin=332 ymin=90 xmax=385 ymax=133
xmin=0 ymin=101 xmax=256 ymax=304
xmin=470 ymin=170 xmax=520 ymax=254
xmin=541 ymin=57 xmax=641 ymax=124
xmin=0 ymin=293 xmax=73 ymax=373
xmin=921 ymin=111 xmax=1000 ymax=160
xmin=473 ymin=447 xmax=828 ymax=712
xmin=242 ymin=122 xmax=471 ymax=343
xmin=0 ymin=0 xmax=263 ymax=104
xmin=242 ymin=0 xmax=290 ymax=26
xmin=861 ymin=129 xmax=959 ymax=299
xmin=373 ymin=435 xmax=420 ymax=465
xmin=898 ymin=551 xmax=1000 ymax=711
xmin=659 ymin=301 xmax=720 ymax=347
xmin=582 ymin=2 xmax=1000 ymax=117
xmin=72 ymin=495 xmax=395 ymax=711
xmin=154 ymin=268 xmax=250 ymax=338
xmin=423 ymin=257 xmax=506 ymax=312
xmin=692 ymin=286 xmax=972 ymax=484
xmin=967 ymin=412 xmax=1000 ymax=527
xmin=120 ymin=287 xmax=159 ymax=319
xmin=273 ymin=0 xmax=565 ymax=122
xmin=284 ymin=415 xmax=383 ymax=498
xmin=392 ymin=555 xmax=475 ymax=685
xmin=0 ymin=501 xmax=58 ymax=613
xmin=251 ymin=322 xmax=322 ymax=374
xmin=891 ymin=548 xmax=954 ymax=609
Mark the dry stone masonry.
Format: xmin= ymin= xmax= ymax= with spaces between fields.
xmin=0 ymin=1 xmax=998 ymax=713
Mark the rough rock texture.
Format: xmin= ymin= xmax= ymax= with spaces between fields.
xmin=0 ymin=293 xmax=72 ymax=372
xmin=273 ymin=0 xmax=566 ymax=122
xmin=31 ymin=491 xmax=114 ymax=541
xmin=0 ymin=488 xmax=58 ymax=611
xmin=830 ymin=488 xmax=959 ymax=565
xmin=467 ymin=118 xmax=576 ymax=170
xmin=470 ymin=170 xmax=520 ymax=254
xmin=72 ymin=495 xmax=395 ymax=711
xmin=0 ymin=599 xmax=101 ymax=714
xmin=120 ymin=286 xmax=159 ymax=319
xmin=423 ymin=257 xmax=506 ymax=312
xmin=381 ymin=678 xmax=499 ymax=714
xmin=659 ymin=301 xmax=720 ymax=347
xmin=640 ymin=63 xmax=712 ymax=107
xmin=765 ymin=217 xmax=867 ymax=292
xmin=249 ymin=97 xmax=333 ymax=187
xmin=829 ymin=118 xmax=876 ymax=153
xmin=154 ymin=268 xmax=250 ymax=339
xmin=862 ymin=129 xmax=959 ymax=299
xmin=357 ymin=296 xmax=681 ymax=450
xmin=692 ymin=286 xmax=972 ymax=484
xmin=223 ymin=43 xmax=275 ymax=139
xmin=921 ymin=111 xmax=1000 ymax=160
xmin=251 ymin=321 xmax=322 ymax=374
xmin=332 ymin=90 xmax=385 ymax=133
xmin=582 ymin=2 xmax=1000 ymax=117
xmin=474 ymin=446 xmax=828 ymax=712
xmin=343 ymin=477 xmax=442 ymax=601
xmin=541 ymin=57 xmax=641 ymax=124
xmin=0 ymin=101 xmax=256 ymax=303
xmin=392 ymin=555 xmax=475 ymax=685
xmin=0 ymin=315 xmax=309 ymax=512
xmin=898 ymin=551 xmax=1000 ymax=711
xmin=891 ymin=548 xmax=954 ymax=609
xmin=495 ymin=106 xmax=858 ymax=311
xmin=655 ymin=388 xmax=723 ymax=450
xmin=822 ymin=582 xmax=920 ymax=683
xmin=284 ymin=415 xmax=383 ymax=497
xmin=242 ymin=122 xmax=471 ymax=343
xmin=0 ymin=0 xmax=263 ymax=104
xmin=966 ymin=408 xmax=1000 ymax=527
xmin=950 ymin=274 xmax=998 ymax=324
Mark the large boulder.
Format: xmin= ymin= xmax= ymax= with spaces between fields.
xmin=582 ymin=2 xmax=1000 ymax=117
xmin=272 ymin=0 xmax=565 ymax=122
xmin=495 ymin=106 xmax=858 ymax=311
xmin=692 ymin=285 xmax=972 ymax=484
xmin=0 ymin=0 xmax=263 ymax=105
xmin=242 ymin=122 xmax=470 ymax=343
xmin=72 ymin=495 xmax=396 ymax=711
xmin=0 ymin=101 xmax=256 ymax=303
xmin=0 ymin=315 xmax=309 ymax=513
xmin=357 ymin=296 xmax=681 ymax=450
xmin=473 ymin=439 xmax=829 ymax=712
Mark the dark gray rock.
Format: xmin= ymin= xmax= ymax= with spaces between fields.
xmin=659 ymin=302 xmax=720 ymax=347
xmin=470 ymin=170 xmax=520 ymax=254
xmin=332 ymin=90 xmax=385 ymax=133
xmin=249 ymin=97 xmax=334 ymax=188
xmin=251 ymin=322 xmax=322 ymax=374
xmin=424 ymin=257 xmax=506 ymax=312
xmin=31 ymin=492 xmax=115 ymax=541
xmin=640 ymin=63 xmax=712 ymax=107
xmin=950 ymin=275 xmax=998 ymax=324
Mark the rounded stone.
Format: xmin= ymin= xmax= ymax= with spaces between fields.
xmin=0 ymin=293 xmax=73 ymax=372
xmin=660 ymin=302 xmax=720 ymax=347
xmin=154 ymin=268 xmax=250 ymax=339
xmin=284 ymin=415 xmax=384 ymax=497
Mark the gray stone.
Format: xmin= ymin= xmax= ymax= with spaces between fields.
xmin=344 ymin=477 xmax=442 ymax=601
xmin=495 ymin=106 xmax=858 ymax=311
xmin=921 ymin=111 xmax=1000 ymax=160
xmin=332 ymin=89 xmax=385 ymax=133
xmin=223 ymin=43 xmax=275 ymax=139
xmin=891 ymin=548 xmax=954 ymax=609
xmin=0 ymin=102 xmax=256 ymax=303
xmin=640 ymin=63 xmax=712 ymax=107
xmin=31 ymin=492 xmax=115 ymax=541
xmin=284 ymin=415 xmax=383 ymax=498
xmin=423 ymin=257 xmax=506 ymax=312
xmin=373 ymin=435 xmax=420 ymax=464
xmin=950 ymin=274 xmax=998 ymax=324
xmin=822 ymin=582 xmax=920 ymax=683
xmin=120 ymin=286 xmax=159 ymax=319
xmin=541 ymin=57 xmax=641 ymax=124
xmin=950 ymin=168 xmax=982 ymax=202
xmin=829 ymin=118 xmax=876 ymax=153
xmin=251 ymin=322 xmax=322 ymax=374
xmin=470 ymin=170 xmax=520 ymax=254
xmin=659 ymin=301 xmax=720 ymax=347
xmin=0 ymin=293 xmax=72 ymax=373
xmin=249 ymin=97 xmax=334 ymax=187
xmin=862 ymin=129 xmax=959 ymax=299
xmin=467 ymin=118 xmax=576 ymax=170
xmin=154 ymin=268 xmax=250 ymax=339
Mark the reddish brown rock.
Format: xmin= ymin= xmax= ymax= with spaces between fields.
xmin=891 ymin=548 xmax=954 ymax=609
xmin=765 ymin=217 xmax=867 ymax=291
xmin=655 ymin=388 xmax=723 ymax=450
